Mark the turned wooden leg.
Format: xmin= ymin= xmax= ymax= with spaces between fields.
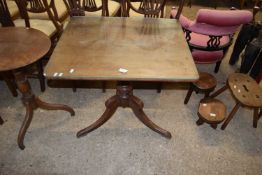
xmin=77 ymin=85 xmax=171 ymax=138
xmin=184 ymin=83 xmax=194 ymax=104
xmin=13 ymin=70 xmax=75 ymax=150
xmin=253 ymin=108 xmax=259 ymax=128
xmin=77 ymin=97 xmax=118 ymax=138
xmin=221 ymin=102 xmax=241 ymax=130
xmin=0 ymin=116 xmax=3 ymax=125
xmin=209 ymin=85 xmax=228 ymax=98
xmin=196 ymin=118 xmax=204 ymax=126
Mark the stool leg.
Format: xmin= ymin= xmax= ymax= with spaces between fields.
xmin=0 ymin=116 xmax=3 ymax=125
xmin=253 ymin=108 xmax=259 ymax=128
xmin=196 ymin=118 xmax=204 ymax=126
xmin=258 ymin=108 xmax=262 ymax=120
xmin=184 ymin=84 xmax=194 ymax=104
xmin=221 ymin=102 xmax=241 ymax=130
xmin=210 ymin=124 xmax=217 ymax=129
xmin=209 ymin=85 xmax=228 ymax=98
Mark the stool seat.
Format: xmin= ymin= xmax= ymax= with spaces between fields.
xmin=228 ymin=73 xmax=262 ymax=107
xmin=194 ymin=72 xmax=217 ymax=90
xmin=197 ymin=98 xmax=226 ymax=129
xmin=184 ymin=72 xmax=217 ymax=104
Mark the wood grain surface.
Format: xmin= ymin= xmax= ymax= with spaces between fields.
xmin=0 ymin=27 xmax=51 ymax=71
xmin=45 ymin=17 xmax=199 ymax=82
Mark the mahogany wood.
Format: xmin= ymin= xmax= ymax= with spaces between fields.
xmin=77 ymin=85 xmax=171 ymax=138
xmin=45 ymin=17 xmax=199 ymax=138
xmin=45 ymin=17 xmax=199 ymax=81
xmin=0 ymin=27 xmax=75 ymax=149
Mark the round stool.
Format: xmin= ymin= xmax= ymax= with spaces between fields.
xmin=184 ymin=72 xmax=217 ymax=104
xmin=197 ymin=98 xmax=226 ymax=129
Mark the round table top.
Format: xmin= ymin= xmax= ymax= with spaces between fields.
xmin=0 ymin=27 xmax=51 ymax=72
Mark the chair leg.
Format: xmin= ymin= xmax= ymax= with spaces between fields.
xmin=184 ymin=84 xmax=194 ymax=104
xmin=253 ymin=108 xmax=259 ymax=128
xmin=102 ymin=81 xmax=106 ymax=93
xmin=157 ymin=83 xmax=162 ymax=93
xmin=0 ymin=116 xmax=3 ymax=125
xmin=36 ymin=61 xmax=45 ymax=92
xmin=221 ymin=102 xmax=241 ymax=130
xmin=187 ymin=0 xmax=192 ymax=7
xmin=214 ymin=61 xmax=222 ymax=73
xmin=3 ymin=78 xmax=18 ymax=97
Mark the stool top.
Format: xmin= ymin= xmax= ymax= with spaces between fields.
xmin=198 ymin=98 xmax=226 ymax=123
xmin=228 ymin=73 xmax=262 ymax=107
xmin=0 ymin=27 xmax=51 ymax=72
xmin=193 ymin=72 xmax=217 ymax=90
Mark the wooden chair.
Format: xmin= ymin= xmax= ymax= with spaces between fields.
xmin=184 ymin=72 xmax=217 ymax=104
xmin=121 ymin=0 xmax=167 ymax=17
xmin=171 ymin=8 xmax=253 ymax=73
xmin=14 ymin=0 xmax=63 ymax=42
xmin=63 ymin=0 xmax=120 ymax=17
xmin=210 ymin=73 xmax=262 ymax=129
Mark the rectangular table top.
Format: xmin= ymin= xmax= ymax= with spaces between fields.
xmin=45 ymin=17 xmax=199 ymax=82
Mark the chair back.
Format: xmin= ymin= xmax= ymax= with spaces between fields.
xmin=196 ymin=9 xmax=253 ymax=27
xmin=15 ymin=0 xmax=61 ymax=31
xmin=0 ymin=0 xmax=15 ymax=26
xmin=63 ymin=0 xmax=109 ymax=16
xmin=122 ymin=0 xmax=167 ymax=18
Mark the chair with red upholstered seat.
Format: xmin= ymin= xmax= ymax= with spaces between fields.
xmin=171 ymin=8 xmax=252 ymax=73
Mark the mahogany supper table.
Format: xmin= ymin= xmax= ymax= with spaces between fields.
xmin=45 ymin=17 xmax=199 ymax=139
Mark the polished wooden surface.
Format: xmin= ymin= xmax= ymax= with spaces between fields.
xmin=228 ymin=73 xmax=262 ymax=108
xmin=45 ymin=17 xmax=199 ymax=82
xmin=198 ymin=98 xmax=226 ymax=123
xmin=0 ymin=27 xmax=51 ymax=72
xmin=0 ymin=27 xmax=74 ymax=149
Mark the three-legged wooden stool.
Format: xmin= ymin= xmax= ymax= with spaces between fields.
xmin=184 ymin=72 xmax=217 ymax=104
xmin=210 ymin=73 xmax=262 ymax=129
xmin=197 ymin=98 xmax=226 ymax=129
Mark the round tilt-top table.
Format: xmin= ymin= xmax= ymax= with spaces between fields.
xmin=0 ymin=27 xmax=75 ymax=150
